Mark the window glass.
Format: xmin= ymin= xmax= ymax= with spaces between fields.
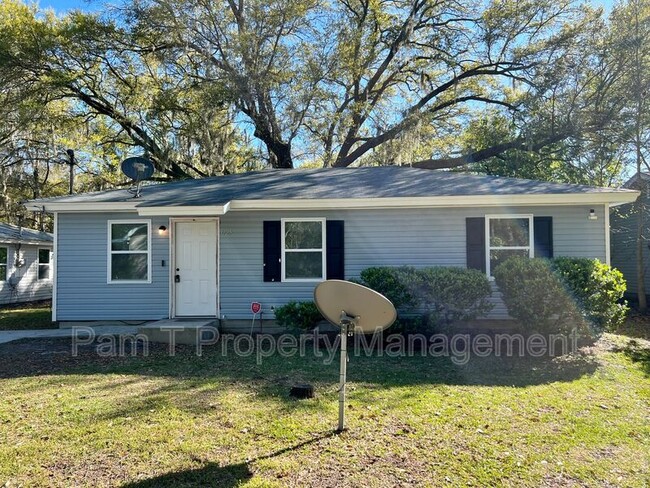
xmin=0 ymin=247 xmax=6 ymax=281
xmin=38 ymin=249 xmax=51 ymax=280
xmin=109 ymin=222 xmax=149 ymax=282
xmin=282 ymin=220 xmax=324 ymax=280
xmin=111 ymin=254 xmax=148 ymax=281
xmin=284 ymin=221 xmax=322 ymax=249
xmin=486 ymin=216 xmax=532 ymax=277
xmin=111 ymin=223 xmax=149 ymax=251
xmin=285 ymin=252 xmax=323 ymax=279
xmin=489 ymin=218 xmax=530 ymax=247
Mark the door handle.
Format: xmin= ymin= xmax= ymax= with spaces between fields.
xmin=175 ymin=274 xmax=181 ymax=283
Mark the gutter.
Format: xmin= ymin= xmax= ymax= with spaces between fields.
xmin=24 ymin=190 xmax=640 ymax=214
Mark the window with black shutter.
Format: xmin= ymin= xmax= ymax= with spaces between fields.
xmin=263 ymin=219 xmax=345 ymax=282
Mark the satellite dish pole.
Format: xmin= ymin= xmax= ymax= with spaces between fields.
xmin=338 ymin=311 xmax=357 ymax=432
xmin=314 ymin=280 xmax=396 ymax=433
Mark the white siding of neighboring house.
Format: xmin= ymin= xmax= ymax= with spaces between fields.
xmin=0 ymin=243 xmax=53 ymax=305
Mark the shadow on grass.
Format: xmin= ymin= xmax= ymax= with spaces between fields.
xmin=618 ymin=339 xmax=650 ymax=376
xmin=122 ymin=432 xmax=336 ymax=488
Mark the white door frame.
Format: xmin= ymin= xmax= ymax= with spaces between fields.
xmin=169 ymin=217 xmax=219 ymax=318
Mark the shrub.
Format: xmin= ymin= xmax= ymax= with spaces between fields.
xmin=274 ymin=301 xmax=323 ymax=330
xmin=493 ymin=257 xmax=585 ymax=335
xmin=408 ymin=267 xmax=493 ymax=325
xmin=356 ymin=266 xmax=417 ymax=310
xmin=551 ymin=257 xmax=628 ymax=332
xmin=355 ymin=266 xmax=492 ymax=331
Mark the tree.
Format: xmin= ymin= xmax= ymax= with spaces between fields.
xmin=0 ymin=0 xmax=252 ymax=180
xmin=126 ymin=0 xmax=601 ymax=169
xmin=608 ymin=0 xmax=650 ymax=312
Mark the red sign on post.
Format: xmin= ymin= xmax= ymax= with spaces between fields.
xmin=251 ymin=302 xmax=262 ymax=314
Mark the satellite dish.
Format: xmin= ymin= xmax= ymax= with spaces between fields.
xmin=315 ymin=280 xmax=397 ymax=334
xmin=121 ymin=156 xmax=155 ymax=198
xmin=313 ymin=280 xmax=396 ymax=432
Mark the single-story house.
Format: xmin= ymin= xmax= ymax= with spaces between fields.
xmin=24 ymin=167 xmax=638 ymax=329
xmin=0 ymin=222 xmax=53 ymax=305
xmin=610 ymin=172 xmax=649 ymax=303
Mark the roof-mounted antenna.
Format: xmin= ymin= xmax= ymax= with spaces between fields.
xmin=121 ymin=156 xmax=155 ymax=198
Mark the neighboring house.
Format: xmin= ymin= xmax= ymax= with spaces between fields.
xmin=0 ymin=222 xmax=53 ymax=305
xmin=610 ymin=172 xmax=650 ymax=303
xmin=24 ymin=167 xmax=637 ymax=328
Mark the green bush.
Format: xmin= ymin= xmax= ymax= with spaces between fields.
xmin=355 ymin=266 xmax=492 ymax=331
xmin=493 ymin=257 xmax=585 ymax=335
xmin=356 ymin=266 xmax=417 ymax=310
xmin=274 ymin=301 xmax=323 ymax=330
xmin=551 ymin=257 xmax=628 ymax=332
xmin=408 ymin=267 xmax=493 ymax=325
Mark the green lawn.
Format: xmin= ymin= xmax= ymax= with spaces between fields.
xmin=0 ymin=331 xmax=648 ymax=487
xmin=0 ymin=301 xmax=53 ymax=330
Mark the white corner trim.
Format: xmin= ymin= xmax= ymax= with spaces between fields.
xmin=52 ymin=212 xmax=58 ymax=322
xmin=604 ymin=203 xmax=611 ymax=265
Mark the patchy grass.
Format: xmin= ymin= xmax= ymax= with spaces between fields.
xmin=0 ymin=301 xmax=52 ymax=330
xmin=0 ymin=331 xmax=648 ymax=487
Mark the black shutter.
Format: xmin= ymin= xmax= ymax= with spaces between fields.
xmin=466 ymin=217 xmax=486 ymax=272
xmin=534 ymin=216 xmax=553 ymax=258
xmin=263 ymin=221 xmax=281 ymax=282
xmin=326 ymin=220 xmax=345 ymax=279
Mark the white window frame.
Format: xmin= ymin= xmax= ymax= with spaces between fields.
xmin=37 ymin=247 xmax=52 ymax=281
xmin=485 ymin=214 xmax=534 ymax=278
xmin=281 ymin=218 xmax=326 ymax=282
xmin=107 ymin=220 xmax=152 ymax=284
xmin=0 ymin=246 xmax=7 ymax=282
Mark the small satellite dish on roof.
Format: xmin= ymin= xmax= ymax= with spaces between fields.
xmin=314 ymin=280 xmax=396 ymax=432
xmin=121 ymin=156 xmax=155 ymax=198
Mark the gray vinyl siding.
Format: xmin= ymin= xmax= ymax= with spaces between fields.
xmin=611 ymin=194 xmax=649 ymax=298
xmin=54 ymin=205 xmax=606 ymax=321
xmin=0 ymin=244 xmax=52 ymax=305
xmin=219 ymin=205 xmax=606 ymax=320
xmin=56 ymin=213 xmax=170 ymax=320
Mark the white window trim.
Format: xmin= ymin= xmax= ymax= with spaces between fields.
xmin=485 ymin=214 xmax=534 ymax=278
xmin=281 ymin=218 xmax=326 ymax=282
xmin=37 ymin=247 xmax=52 ymax=281
xmin=0 ymin=246 xmax=7 ymax=282
xmin=107 ymin=220 xmax=152 ymax=284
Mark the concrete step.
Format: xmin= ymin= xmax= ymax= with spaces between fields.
xmin=137 ymin=319 xmax=219 ymax=345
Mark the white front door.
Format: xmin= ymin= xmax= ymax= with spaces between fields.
xmin=174 ymin=220 xmax=218 ymax=316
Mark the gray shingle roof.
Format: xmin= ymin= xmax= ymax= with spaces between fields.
xmin=27 ymin=167 xmax=635 ymax=207
xmin=0 ymin=223 xmax=53 ymax=244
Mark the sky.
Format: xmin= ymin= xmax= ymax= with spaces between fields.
xmin=40 ymin=0 xmax=617 ymax=14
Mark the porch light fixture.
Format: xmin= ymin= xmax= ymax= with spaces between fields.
xmin=158 ymin=225 xmax=168 ymax=235
xmin=588 ymin=209 xmax=598 ymax=220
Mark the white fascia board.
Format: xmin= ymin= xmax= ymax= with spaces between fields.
xmin=230 ymin=192 xmax=640 ymax=210
xmin=0 ymin=239 xmax=53 ymax=246
xmin=136 ymin=203 xmax=229 ymax=216
xmin=24 ymin=201 xmax=138 ymax=212
xmin=25 ymin=190 xmax=639 ymax=213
